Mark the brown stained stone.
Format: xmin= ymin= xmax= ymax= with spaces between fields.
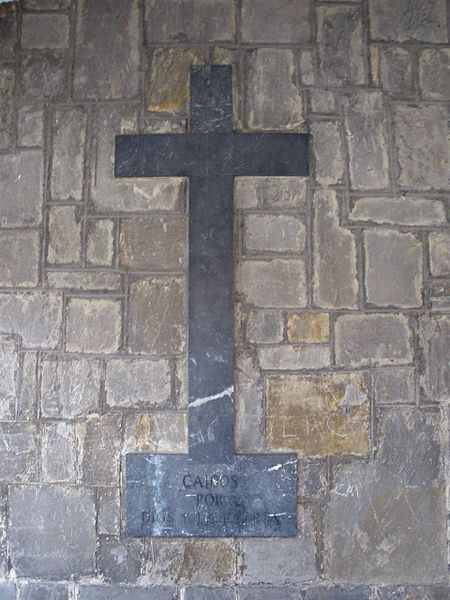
xmin=234 ymin=177 xmax=307 ymax=210
xmin=287 ymin=312 xmax=330 ymax=344
xmin=267 ymin=372 xmax=370 ymax=457
xmin=124 ymin=413 xmax=187 ymax=453
xmin=128 ymin=277 xmax=186 ymax=355
xmin=119 ymin=217 xmax=186 ymax=270
xmin=178 ymin=540 xmax=237 ymax=586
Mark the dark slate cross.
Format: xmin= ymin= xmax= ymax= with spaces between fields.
xmin=115 ymin=65 xmax=309 ymax=537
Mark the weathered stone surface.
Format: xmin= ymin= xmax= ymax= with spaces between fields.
xmin=335 ymin=314 xmax=412 ymax=367
xmin=258 ymin=344 xmax=330 ymax=371
xmin=246 ymin=309 xmax=283 ymax=344
xmin=374 ymin=367 xmax=415 ymax=405
xmin=235 ymin=177 xmax=307 ymax=209
xmin=247 ymin=49 xmax=304 ymax=131
xmin=311 ymin=121 xmax=345 ymax=186
xmin=430 ymin=281 xmax=450 ymax=313
xmin=78 ymin=587 xmax=176 ymax=600
xmin=47 ymin=206 xmax=82 ymax=265
xmin=40 ymin=356 xmax=100 ymax=418
xmin=119 ymin=218 xmax=186 ymax=270
xmin=420 ymin=49 xmax=450 ymax=99
xmin=369 ymin=0 xmax=447 ymax=42
xmin=241 ymin=509 xmax=317 ymax=583
xmin=51 ymin=107 xmax=87 ymax=202
xmin=9 ymin=485 xmax=96 ymax=578
xmin=378 ymin=47 xmax=414 ymax=97
xmin=147 ymin=47 xmax=205 ymax=113
xmin=91 ymin=105 xmax=186 ymax=212
xmin=185 ymin=589 xmax=235 ymax=600
xmin=0 ymin=66 xmax=14 ymax=149
xmin=128 ymin=278 xmax=185 ymax=354
xmin=21 ymin=14 xmax=69 ymax=49
xmin=364 ymin=229 xmax=423 ymax=307
xmin=16 ymin=351 xmax=38 ymax=421
xmin=343 ymin=91 xmax=389 ymax=190
xmin=41 ymin=422 xmax=77 ymax=483
xmin=418 ymin=315 xmax=450 ymax=403
xmin=313 ymin=190 xmax=358 ymax=309
xmin=267 ymin=372 xmax=370 ymax=456
xmin=311 ymin=90 xmax=337 ymax=114
xmin=20 ymin=52 xmax=66 ymax=99
xmin=317 ymin=5 xmax=366 ymax=86
xmin=0 ymin=150 xmax=43 ymax=226
xmin=349 ymin=196 xmax=447 ymax=226
xmin=239 ymin=259 xmax=306 ymax=308
xmin=394 ymin=104 xmax=448 ymax=190
xmin=17 ymin=105 xmax=44 ymax=147
xmin=98 ymin=488 xmax=120 ymax=535
xmin=74 ymin=0 xmax=139 ymax=99
xmin=323 ymin=409 xmax=447 ymax=584
xmin=105 ymin=358 xmax=171 ymax=409
xmin=145 ymin=0 xmax=235 ymax=43
xmin=299 ymin=49 xmax=315 ymax=86
xmin=0 ymin=291 xmax=61 ymax=349
xmin=0 ymin=423 xmax=38 ymax=482
xmin=98 ymin=536 xmax=143 ymax=583
xmin=235 ymin=348 xmax=265 ymax=452
xmin=299 ymin=460 xmax=328 ymax=500
xmin=429 ymin=232 xmax=450 ymax=276
xmin=287 ymin=312 xmax=330 ymax=344
xmin=19 ymin=583 xmax=69 ymax=600
xmin=0 ymin=335 xmax=18 ymax=420
xmin=77 ymin=415 xmax=122 ymax=485
xmin=123 ymin=412 xmax=187 ymax=453
xmin=86 ymin=220 xmax=115 ymax=266
xmin=66 ymin=297 xmax=122 ymax=353
xmin=243 ymin=214 xmax=305 ymax=254
xmin=23 ymin=0 xmax=70 ymax=8
xmin=241 ymin=0 xmax=310 ymax=43
xmin=305 ymin=588 xmax=371 ymax=600
xmin=0 ymin=583 xmax=15 ymax=600
xmin=46 ymin=271 xmax=121 ymax=291
xmin=372 ymin=587 xmax=450 ymax=600
xmin=0 ymin=3 xmax=17 ymax=53
xmin=0 ymin=229 xmax=39 ymax=287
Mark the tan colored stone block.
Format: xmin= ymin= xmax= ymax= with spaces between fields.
xmin=287 ymin=312 xmax=330 ymax=343
xmin=124 ymin=413 xmax=187 ymax=453
xmin=267 ymin=372 xmax=370 ymax=457
xmin=258 ymin=344 xmax=330 ymax=371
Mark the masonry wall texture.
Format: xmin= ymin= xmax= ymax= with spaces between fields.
xmin=0 ymin=0 xmax=449 ymax=598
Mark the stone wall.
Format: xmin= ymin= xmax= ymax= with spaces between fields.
xmin=0 ymin=0 xmax=449 ymax=598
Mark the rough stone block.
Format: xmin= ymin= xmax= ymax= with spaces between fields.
xmin=335 ymin=314 xmax=412 ymax=367
xmin=21 ymin=14 xmax=69 ymax=49
xmin=41 ymin=422 xmax=77 ymax=483
xmin=243 ymin=214 xmax=305 ymax=254
xmin=66 ymin=297 xmax=122 ymax=353
xmin=47 ymin=206 xmax=81 ymax=265
xmin=0 ymin=66 xmax=14 ymax=150
xmin=0 ymin=229 xmax=39 ymax=287
xmin=235 ymin=177 xmax=307 ymax=210
xmin=430 ymin=281 xmax=450 ymax=313
xmin=287 ymin=312 xmax=330 ymax=343
xmin=317 ymin=5 xmax=366 ymax=86
xmin=128 ymin=277 xmax=185 ymax=355
xmin=0 ymin=150 xmax=43 ymax=227
xmin=0 ymin=3 xmax=17 ymax=53
xmin=77 ymin=415 xmax=122 ymax=485
xmin=78 ymin=586 xmax=176 ymax=600
xmin=0 ymin=291 xmax=61 ymax=349
xmin=394 ymin=104 xmax=448 ymax=190
xmin=16 ymin=351 xmax=38 ymax=421
xmin=369 ymin=0 xmax=447 ymax=42
xmin=418 ymin=315 xmax=450 ymax=403
xmin=123 ymin=412 xmax=187 ymax=453
xmin=420 ymin=49 xmax=450 ymax=99
xmin=19 ymin=583 xmax=69 ymax=600
xmin=98 ymin=488 xmax=120 ymax=535
xmin=0 ymin=583 xmax=15 ymax=600
xmin=258 ymin=344 xmax=330 ymax=371
xmin=311 ymin=121 xmax=345 ymax=186
xmin=98 ymin=536 xmax=143 ymax=583
xmin=429 ymin=232 xmax=450 ymax=276
xmin=267 ymin=372 xmax=370 ymax=456
xmin=119 ymin=217 xmax=186 ymax=270
xmin=0 ymin=335 xmax=19 ymax=420
xmin=86 ymin=220 xmax=115 ymax=266
xmin=247 ymin=49 xmax=304 ymax=131
xmin=105 ymin=358 xmax=171 ymax=409
xmin=311 ymin=90 xmax=337 ymax=114
xmin=323 ymin=409 xmax=447 ymax=584
xmin=20 ymin=52 xmax=66 ymax=99
xmin=299 ymin=49 xmax=315 ymax=86
xmin=364 ymin=229 xmax=423 ymax=307
xmin=46 ymin=271 xmax=121 ymax=291
xmin=0 ymin=423 xmax=38 ymax=482
xmin=51 ymin=107 xmax=87 ymax=202
xmin=17 ymin=105 xmax=44 ymax=146
xmin=91 ymin=105 xmax=186 ymax=213
xmin=239 ymin=259 xmax=306 ymax=308
xmin=239 ymin=588 xmax=300 ymax=600
xmin=299 ymin=459 xmax=329 ymax=500
xmin=40 ymin=356 xmax=101 ymax=418
xmin=184 ymin=589 xmax=235 ymax=600
xmin=371 ymin=587 xmax=450 ymax=600
xmin=343 ymin=91 xmax=389 ymax=190
xmin=9 ymin=485 xmax=96 ymax=578
xmin=374 ymin=367 xmax=415 ymax=404
xmin=305 ymin=588 xmax=371 ymax=600
xmin=74 ymin=0 xmax=139 ymax=99
xmin=246 ymin=309 xmax=283 ymax=344
xmin=349 ymin=196 xmax=447 ymax=227
xmin=241 ymin=0 xmax=310 ymax=43
xmin=145 ymin=0 xmax=235 ymax=43
xmin=313 ymin=190 xmax=358 ymax=309
xmin=378 ymin=47 xmax=414 ymax=97
xmin=235 ymin=349 xmax=265 ymax=452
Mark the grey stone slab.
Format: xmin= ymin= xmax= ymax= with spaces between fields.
xmin=243 ymin=214 xmax=305 ymax=254
xmin=0 ymin=583 xmax=16 ymax=600
xmin=21 ymin=13 xmax=69 ymax=49
xmin=429 ymin=232 xmax=450 ymax=277
xmin=0 ymin=150 xmax=43 ymax=227
xmin=0 ymin=65 xmax=15 ymax=150
xmin=418 ymin=315 xmax=450 ymax=403
xmin=98 ymin=536 xmax=144 ymax=583
xmin=47 ymin=205 xmax=82 ymax=264
xmin=311 ymin=121 xmax=345 ymax=186
xmin=41 ymin=422 xmax=77 ymax=483
xmin=19 ymin=582 xmax=69 ymax=600
xmin=374 ymin=368 xmax=415 ymax=405
xmin=241 ymin=0 xmax=310 ymax=43
xmin=0 ymin=2 xmax=17 ymax=53
xmin=17 ymin=105 xmax=44 ymax=147
xmin=24 ymin=0 xmax=70 ymax=8
xmin=65 ymin=297 xmax=122 ymax=353
xmin=78 ymin=586 xmax=177 ymax=600
xmin=77 ymin=415 xmax=122 ymax=485
xmin=20 ymin=52 xmax=66 ymax=99
xmin=185 ymin=588 xmax=235 ymax=600
xmin=9 ymin=485 xmax=96 ymax=578
xmin=0 ymin=230 xmax=40 ymax=287
xmin=98 ymin=488 xmax=121 ymax=535
xmin=239 ymin=587 xmax=301 ymax=600
xmin=372 ymin=586 xmax=450 ymax=600
xmin=349 ymin=197 xmax=446 ymax=227
xmin=0 ymin=335 xmax=18 ymax=421
xmin=86 ymin=220 xmax=114 ymax=266
xmin=0 ymin=423 xmax=38 ymax=482
xmin=369 ymin=0 xmax=447 ymax=42
xmin=305 ymin=588 xmax=371 ymax=600
xmin=378 ymin=48 xmax=414 ymax=97
xmin=420 ymin=49 xmax=450 ymax=99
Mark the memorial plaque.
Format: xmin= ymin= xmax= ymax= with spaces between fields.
xmin=115 ymin=65 xmax=309 ymax=537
